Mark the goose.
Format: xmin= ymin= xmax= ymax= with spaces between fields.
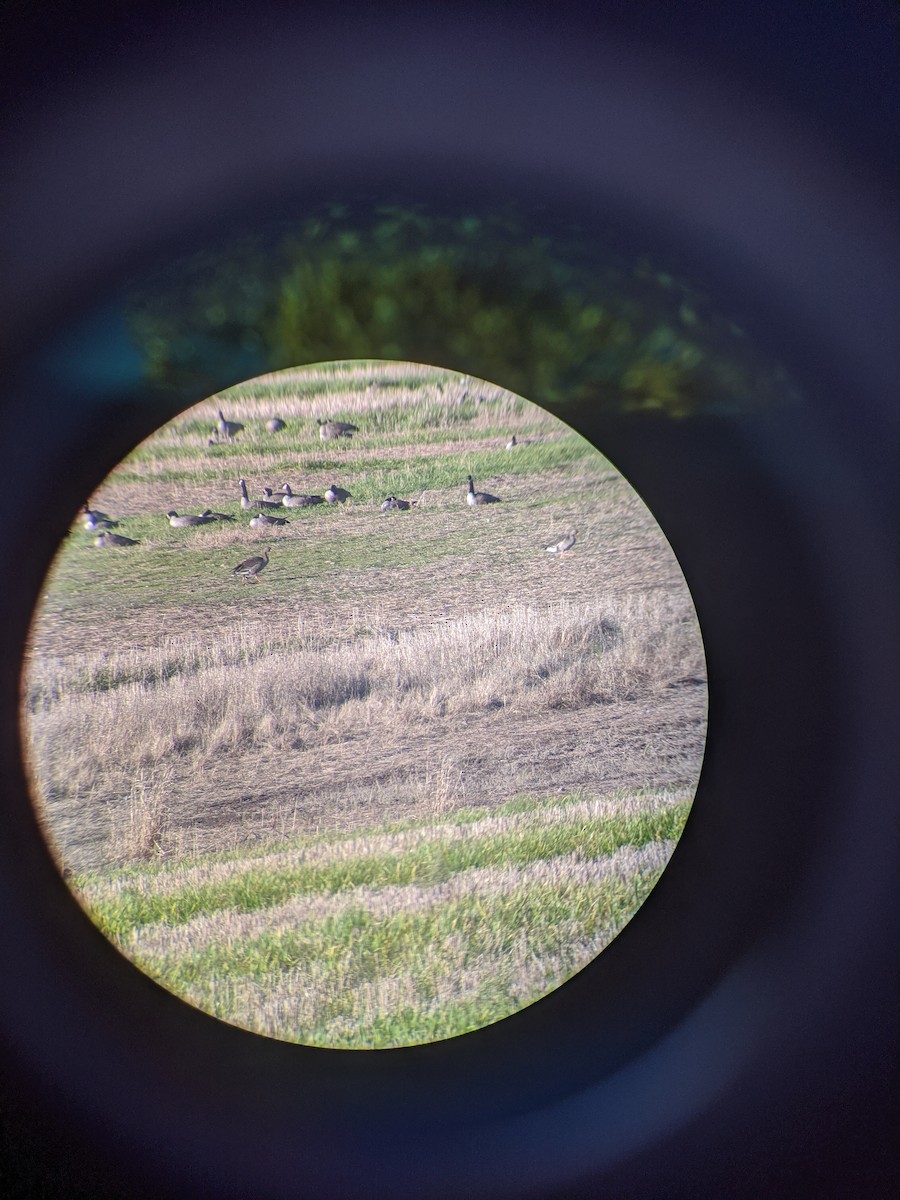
xmin=466 ymin=475 xmax=501 ymax=506
xmin=262 ymin=487 xmax=288 ymax=501
xmin=239 ymin=479 xmax=282 ymax=511
xmin=216 ymin=410 xmax=244 ymax=441
xmin=282 ymin=484 xmax=324 ymax=508
xmin=266 ymin=417 xmax=287 ymax=433
xmin=317 ymin=418 xmax=359 ymax=440
xmin=80 ymin=504 xmax=112 ymax=526
xmin=249 ymin=512 xmax=290 ymax=527
xmin=381 ymin=495 xmax=411 ymax=511
xmin=166 ymin=510 xmax=216 ymax=527
xmin=200 ymin=509 xmax=236 ymax=522
xmin=545 ymin=530 xmax=577 ymax=556
xmin=325 ymin=483 xmax=352 ymax=504
xmin=232 ymin=546 xmax=270 ymax=583
xmin=95 ymin=531 xmax=138 ymax=547
xmin=84 ymin=513 xmax=119 ymax=531
xmin=506 ymin=435 xmax=517 ymax=450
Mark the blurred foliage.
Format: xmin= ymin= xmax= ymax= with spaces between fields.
xmin=126 ymin=204 xmax=797 ymax=418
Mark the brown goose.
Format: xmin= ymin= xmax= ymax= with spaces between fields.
xmin=216 ymin=410 xmax=244 ymax=441
xmin=545 ymin=530 xmax=577 ymax=555
xmin=232 ymin=546 xmax=270 ymax=583
xmin=317 ymin=418 xmax=359 ymax=440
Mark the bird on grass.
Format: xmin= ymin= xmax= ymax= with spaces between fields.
xmin=166 ymin=510 xmax=216 ymax=527
xmin=239 ymin=479 xmax=283 ymax=511
xmin=466 ymin=475 xmax=501 ymax=505
xmin=84 ymin=513 xmax=119 ymax=531
xmin=325 ymin=483 xmax=352 ymax=504
xmin=249 ymin=512 xmax=290 ymax=527
xmin=95 ymin=531 xmax=139 ymax=547
xmin=317 ymin=418 xmax=359 ymax=440
xmin=506 ymin=435 xmax=517 ymax=450
xmin=80 ymin=504 xmax=113 ymax=526
xmin=545 ymin=530 xmax=577 ymax=556
xmin=216 ymin=410 xmax=244 ymax=441
xmin=282 ymin=484 xmax=324 ymax=508
xmin=266 ymin=417 xmax=287 ymax=433
xmin=200 ymin=509 xmax=235 ymax=522
xmin=232 ymin=546 xmax=270 ymax=583
xmin=381 ymin=495 xmax=411 ymax=511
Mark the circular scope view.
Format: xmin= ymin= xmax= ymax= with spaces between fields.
xmin=22 ymin=361 xmax=707 ymax=1048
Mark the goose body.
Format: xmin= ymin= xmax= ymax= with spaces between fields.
xmin=282 ymin=484 xmax=324 ymax=508
xmin=216 ymin=410 xmax=244 ymax=441
xmin=200 ymin=509 xmax=235 ymax=523
xmin=466 ymin=475 xmax=501 ymax=505
xmin=249 ymin=512 xmax=289 ymax=527
xmin=166 ymin=510 xmax=216 ymax=527
xmin=506 ymin=436 xmax=517 ymax=450
xmin=381 ymin=495 xmax=411 ymax=511
xmin=545 ymin=530 xmax=577 ymax=555
xmin=239 ymin=479 xmax=283 ymax=510
xmin=84 ymin=514 xmax=119 ymax=531
xmin=325 ymin=483 xmax=352 ymax=504
xmin=96 ymin=531 xmax=138 ymax=547
xmin=317 ymin=418 xmax=359 ymax=440
xmin=266 ymin=417 xmax=286 ymax=433
xmin=232 ymin=546 xmax=270 ymax=582
xmin=80 ymin=504 xmax=112 ymax=526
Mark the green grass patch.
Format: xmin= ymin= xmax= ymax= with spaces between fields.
xmin=88 ymin=801 xmax=689 ymax=938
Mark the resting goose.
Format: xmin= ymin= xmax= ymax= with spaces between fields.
xmin=282 ymin=484 xmax=324 ymax=508
xmin=466 ymin=475 xmax=501 ymax=505
xmin=239 ymin=479 xmax=283 ymax=510
xmin=325 ymin=483 xmax=352 ymax=504
xmin=545 ymin=530 xmax=577 ymax=555
xmin=249 ymin=512 xmax=290 ymax=527
xmin=166 ymin=510 xmax=216 ymax=527
xmin=96 ymin=531 xmax=139 ymax=547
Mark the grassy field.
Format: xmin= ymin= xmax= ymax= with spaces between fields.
xmin=22 ymin=360 xmax=707 ymax=1047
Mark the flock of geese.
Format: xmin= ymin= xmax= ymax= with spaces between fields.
xmin=80 ymin=412 xmax=578 ymax=583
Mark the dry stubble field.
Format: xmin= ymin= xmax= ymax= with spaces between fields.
xmin=22 ymin=361 xmax=707 ymax=1047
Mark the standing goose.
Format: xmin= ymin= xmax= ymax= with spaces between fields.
xmin=506 ymin=435 xmax=517 ymax=450
xmin=282 ymin=484 xmax=324 ymax=508
xmin=545 ymin=530 xmax=577 ymax=556
xmin=324 ymin=483 xmax=352 ymax=504
xmin=216 ymin=410 xmax=244 ymax=441
xmin=232 ymin=546 xmax=270 ymax=583
xmin=466 ymin=475 xmax=501 ymax=506
xmin=239 ymin=479 xmax=283 ymax=510
xmin=166 ymin=510 xmax=216 ymax=527
xmin=96 ymin=531 xmax=139 ymax=547
xmin=317 ymin=418 xmax=359 ymax=440
xmin=249 ymin=512 xmax=290 ymax=527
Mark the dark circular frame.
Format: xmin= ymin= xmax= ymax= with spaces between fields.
xmin=1 ymin=5 xmax=897 ymax=1199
